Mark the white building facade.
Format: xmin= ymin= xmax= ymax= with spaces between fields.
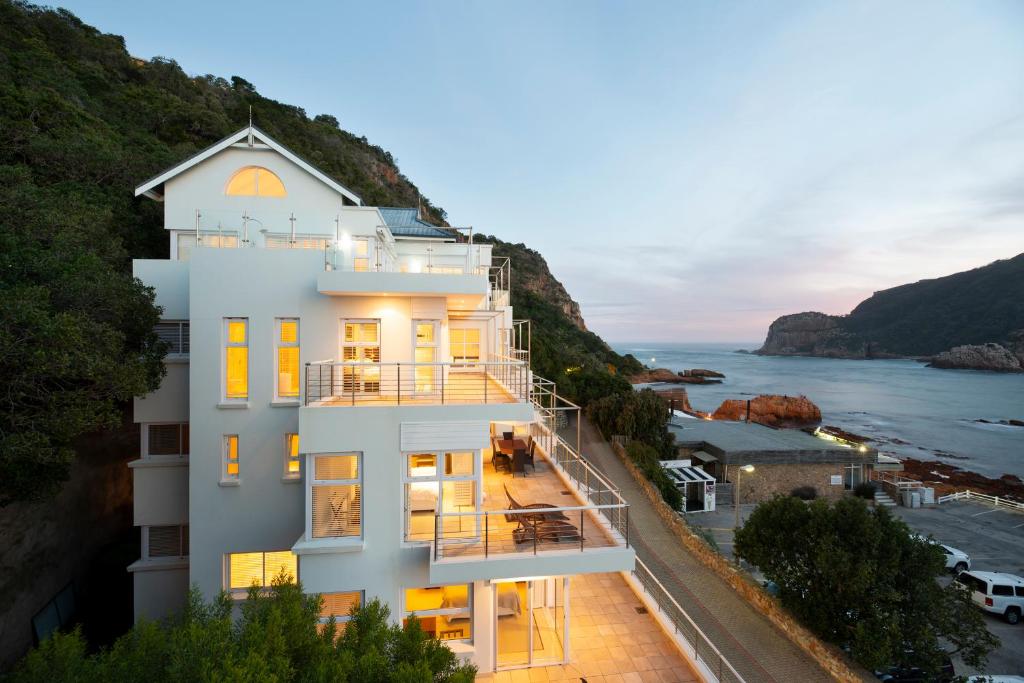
xmin=128 ymin=126 xmax=638 ymax=673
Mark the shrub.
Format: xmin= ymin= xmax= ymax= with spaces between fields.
xmin=587 ymin=389 xmax=675 ymax=457
xmin=791 ymin=486 xmax=817 ymax=500
xmin=853 ymin=481 xmax=877 ymax=499
xmin=625 ymin=441 xmax=682 ymax=511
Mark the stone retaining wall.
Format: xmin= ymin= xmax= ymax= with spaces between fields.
xmin=613 ymin=443 xmax=872 ymax=683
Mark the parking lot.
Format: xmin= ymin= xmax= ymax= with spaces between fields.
xmin=683 ymin=499 xmax=1024 ymax=677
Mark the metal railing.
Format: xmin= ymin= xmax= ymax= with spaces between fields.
xmin=872 ymin=470 xmax=923 ymax=490
xmin=489 ymin=257 xmax=511 ymax=309
xmin=631 ymin=558 xmax=746 ymax=683
xmin=304 ymin=360 xmax=529 ymax=406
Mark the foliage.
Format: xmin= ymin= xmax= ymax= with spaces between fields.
xmin=734 ymin=496 xmax=998 ymax=674
xmin=842 ymin=254 xmax=1024 ymax=356
xmin=853 ymin=482 xmax=877 ymax=499
xmin=790 ymin=485 xmax=817 ymax=500
xmin=587 ymin=389 xmax=675 ymax=457
xmin=624 ymin=441 xmax=682 ymax=511
xmin=9 ymin=577 xmax=477 ymax=683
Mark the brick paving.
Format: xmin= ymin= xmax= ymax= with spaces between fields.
xmin=572 ymin=417 xmax=835 ymax=683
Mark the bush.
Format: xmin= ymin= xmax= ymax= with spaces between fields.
xmin=625 ymin=441 xmax=682 ymax=511
xmin=587 ymin=389 xmax=675 ymax=457
xmin=853 ymin=482 xmax=877 ymax=499
xmin=791 ymin=486 xmax=817 ymax=500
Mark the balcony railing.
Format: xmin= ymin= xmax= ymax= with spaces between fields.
xmin=304 ymin=360 xmax=530 ymax=406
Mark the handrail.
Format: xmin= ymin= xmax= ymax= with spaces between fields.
xmin=938 ymin=490 xmax=1024 ymax=511
xmin=631 ymin=558 xmax=747 ymax=683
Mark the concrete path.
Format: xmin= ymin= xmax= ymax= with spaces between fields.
xmin=573 ymin=417 xmax=836 ymax=683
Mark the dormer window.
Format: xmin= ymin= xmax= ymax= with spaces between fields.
xmin=225 ymin=166 xmax=286 ymax=197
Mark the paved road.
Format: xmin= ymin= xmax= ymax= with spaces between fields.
xmin=572 ymin=417 xmax=837 ymax=683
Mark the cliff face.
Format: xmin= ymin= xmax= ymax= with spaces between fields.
xmin=758 ymin=254 xmax=1024 ymax=360
xmin=928 ymin=342 xmax=1023 ymax=372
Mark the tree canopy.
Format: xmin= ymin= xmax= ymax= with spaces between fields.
xmin=10 ymin=578 xmax=477 ymax=683
xmin=734 ymin=496 xmax=998 ymax=674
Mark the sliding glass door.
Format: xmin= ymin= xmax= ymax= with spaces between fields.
xmin=495 ymin=577 xmax=568 ymax=670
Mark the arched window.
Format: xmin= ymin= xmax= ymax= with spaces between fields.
xmin=225 ymin=166 xmax=287 ymax=197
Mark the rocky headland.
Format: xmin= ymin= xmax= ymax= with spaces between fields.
xmin=928 ymin=342 xmax=1024 ymax=372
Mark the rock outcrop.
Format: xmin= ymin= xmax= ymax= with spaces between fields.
xmin=629 ymin=368 xmax=723 ymax=385
xmin=682 ymin=368 xmax=725 ymax=378
xmin=711 ymin=394 xmax=822 ymax=426
xmin=755 ymin=312 xmax=868 ymax=358
xmin=928 ymin=344 xmax=1023 ymax=372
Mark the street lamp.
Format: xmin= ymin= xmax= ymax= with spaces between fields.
xmin=734 ymin=464 xmax=755 ymax=529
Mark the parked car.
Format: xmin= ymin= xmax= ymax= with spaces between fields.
xmin=874 ymin=653 xmax=954 ymax=682
xmin=955 ymin=571 xmax=1024 ymax=624
xmin=912 ymin=534 xmax=970 ymax=573
xmin=967 ymin=677 xmax=1024 ymax=683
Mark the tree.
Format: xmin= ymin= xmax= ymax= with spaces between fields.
xmin=10 ymin=576 xmax=477 ymax=683
xmin=734 ymin=496 xmax=998 ymax=674
xmin=587 ymin=388 xmax=675 ymax=457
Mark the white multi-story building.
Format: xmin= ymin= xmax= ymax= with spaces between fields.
xmin=127 ymin=125 xmax=654 ymax=674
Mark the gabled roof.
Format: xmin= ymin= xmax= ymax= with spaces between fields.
xmin=378 ymin=207 xmax=457 ymax=239
xmin=134 ymin=125 xmax=362 ymax=205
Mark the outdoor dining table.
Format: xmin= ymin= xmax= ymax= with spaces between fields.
xmin=495 ymin=438 xmax=528 ymax=456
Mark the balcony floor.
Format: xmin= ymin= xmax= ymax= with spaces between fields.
xmin=312 ymin=372 xmax=518 ymax=407
xmin=476 ymin=571 xmax=699 ymax=683
xmin=432 ymin=447 xmax=620 ymax=559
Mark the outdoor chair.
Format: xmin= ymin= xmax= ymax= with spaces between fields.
xmin=525 ymin=440 xmax=537 ymax=472
xmin=511 ymin=448 xmax=528 ymax=477
xmin=503 ymin=484 xmax=568 ymax=524
xmin=492 ymin=452 xmax=511 ymax=473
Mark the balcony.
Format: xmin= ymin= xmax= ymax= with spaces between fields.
xmin=428 ymin=419 xmax=633 ymax=584
xmin=304 ymin=360 xmax=530 ymax=407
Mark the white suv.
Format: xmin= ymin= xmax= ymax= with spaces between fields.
xmin=955 ymin=571 xmax=1024 ymax=624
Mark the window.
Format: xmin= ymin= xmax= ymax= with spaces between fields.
xmin=340 ymin=320 xmax=380 ymax=393
xmin=318 ymin=591 xmax=362 ymax=634
xmin=414 ymin=321 xmax=438 ymax=393
xmin=449 ymin=327 xmax=480 ymax=364
xmin=276 ymin=318 xmax=300 ymax=400
xmin=154 ymin=321 xmax=189 ymax=356
xmin=226 ymin=551 xmax=297 ymax=592
xmin=223 ymin=435 xmax=240 ymax=482
xmin=145 ymin=423 xmax=189 ymax=458
xmin=176 ymin=232 xmax=238 ymax=261
xmin=1016 ymin=587 xmax=1024 ymax=597
xmin=403 ymin=451 xmax=477 ymax=542
xmin=224 ymin=318 xmax=249 ymax=400
xmin=993 ymin=584 xmax=1014 ymax=596
xmin=284 ymin=433 xmax=301 ymax=479
xmin=353 ymin=238 xmax=369 ymax=272
xmin=404 ymin=584 xmax=472 ymax=641
xmin=144 ymin=525 xmax=189 ymax=559
xmin=265 ymin=234 xmax=330 ymax=250
xmin=225 ymin=166 xmax=287 ymax=197
xmin=310 ymin=454 xmax=362 ymax=539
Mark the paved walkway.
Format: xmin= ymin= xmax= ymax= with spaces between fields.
xmin=572 ymin=417 xmax=835 ymax=683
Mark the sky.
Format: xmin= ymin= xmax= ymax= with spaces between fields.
xmin=61 ymin=1 xmax=1024 ymax=343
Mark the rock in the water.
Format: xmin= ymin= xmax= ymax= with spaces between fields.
xmin=711 ymin=394 xmax=822 ymax=426
xmin=630 ymin=368 xmax=721 ymax=384
xmin=682 ymin=368 xmax=725 ymax=378
xmin=928 ymin=344 xmax=1023 ymax=372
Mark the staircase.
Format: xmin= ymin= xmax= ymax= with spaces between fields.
xmin=874 ymin=489 xmax=897 ymax=508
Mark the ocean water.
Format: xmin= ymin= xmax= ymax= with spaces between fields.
xmin=614 ymin=342 xmax=1024 ymax=479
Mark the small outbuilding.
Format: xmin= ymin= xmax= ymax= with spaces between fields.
xmin=660 ymin=459 xmax=716 ymax=513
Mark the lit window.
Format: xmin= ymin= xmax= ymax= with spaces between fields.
xmin=414 ymin=321 xmax=437 ymax=393
xmin=353 ymin=239 xmax=369 ymax=272
xmin=223 ymin=435 xmax=240 ymax=481
xmin=341 ymin=320 xmax=380 ymax=393
xmin=310 ymin=454 xmax=362 ymax=539
xmin=284 ymin=433 xmax=301 ymax=479
xmin=225 ymin=318 xmax=248 ymax=400
xmin=276 ymin=318 xmax=300 ymax=400
xmin=224 ymin=166 xmax=287 ymax=197
xmin=318 ymin=591 xmax=362 ymax=634
xmin=450 ymin=327 xmax=481 ymax=364
xmin=403 ymin=451 xmax=477 ymax=542
xmin=404 ymin=584 xmax=473 ymax=641
xmin=226 ymin=551 xmax=297 ymax=592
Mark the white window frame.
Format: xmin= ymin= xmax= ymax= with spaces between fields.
xmin=154 ymin=320 xmax=190 ymax=357
xmin=283 ymin=433 xmax=301 ymax=481
xmin=403 ymin=583 xmax=474 ymax=644
xmin=307 ymin=452 xmax=363 ymax=542
xmin=274 ymin=317 xmax=301 ymax=402
xmin=222 ymin=434 xmax=240 ymax=484
xmin=223 ymin=317 xmax=249 ymax=403
xmin=339 ymin=319 xmax=381 ymax=395
xmin=449 ymin=324 xmax=482 ymax=366
xmin=224 ymin=551 xmax=298 ymax=598
xmin=412 ymin=320 xmax=439 ymax=395
xmin=402 ymin=451 xmax=479 ymax=543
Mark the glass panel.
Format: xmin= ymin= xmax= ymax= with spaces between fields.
xmin=353 ymin=258 xmax=369 ymax=272
xmin=228 ymin=321 xmax=247 ymax=344
xmin=496 ymin=581 xmax=529 ymax=668
xmin=225 ymin=167 xmax=287 ymax=197
xmin=408 ymin=454 xmax=437 ymax=477
xmin=416 ymin=323 xmax=435 ymax=344
xmin=148 ymin=424 xmax=183 ymax=456
xmin=228 ymin=552 xmax=264 ymax=590
xmin=406 ymin=481 xmax=439 ymax=541
xmin=322 ymin=591 xmax=361 ymax=618
xmin=278 ymin=347 xmax=300 ymax=397
xmin=354 ymin=239 xmax=369 ymax=257
xmin=279 ymin=320 xmax=298 ymax=343
xmin=415 ymin=347 xmax=434 ymax=363
xmin=404 ymin=585 xmax=472 ymax=641
xmin=226 ymin=347 xmax=248 ymax=398
xmin=445 ymin=452 xmax=474 ymax=476
xmin=264 ymin=551 xmax=297 ymax=584
xmin=311 ymin=484 xmax=362 ymax=538
xmin=441 ymin=481 xmax=475 ymax=511
xmin=315 ymin=455 xmax=358 ymax=480
xmin=532 ymin=578 xmax=565 ymax=664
